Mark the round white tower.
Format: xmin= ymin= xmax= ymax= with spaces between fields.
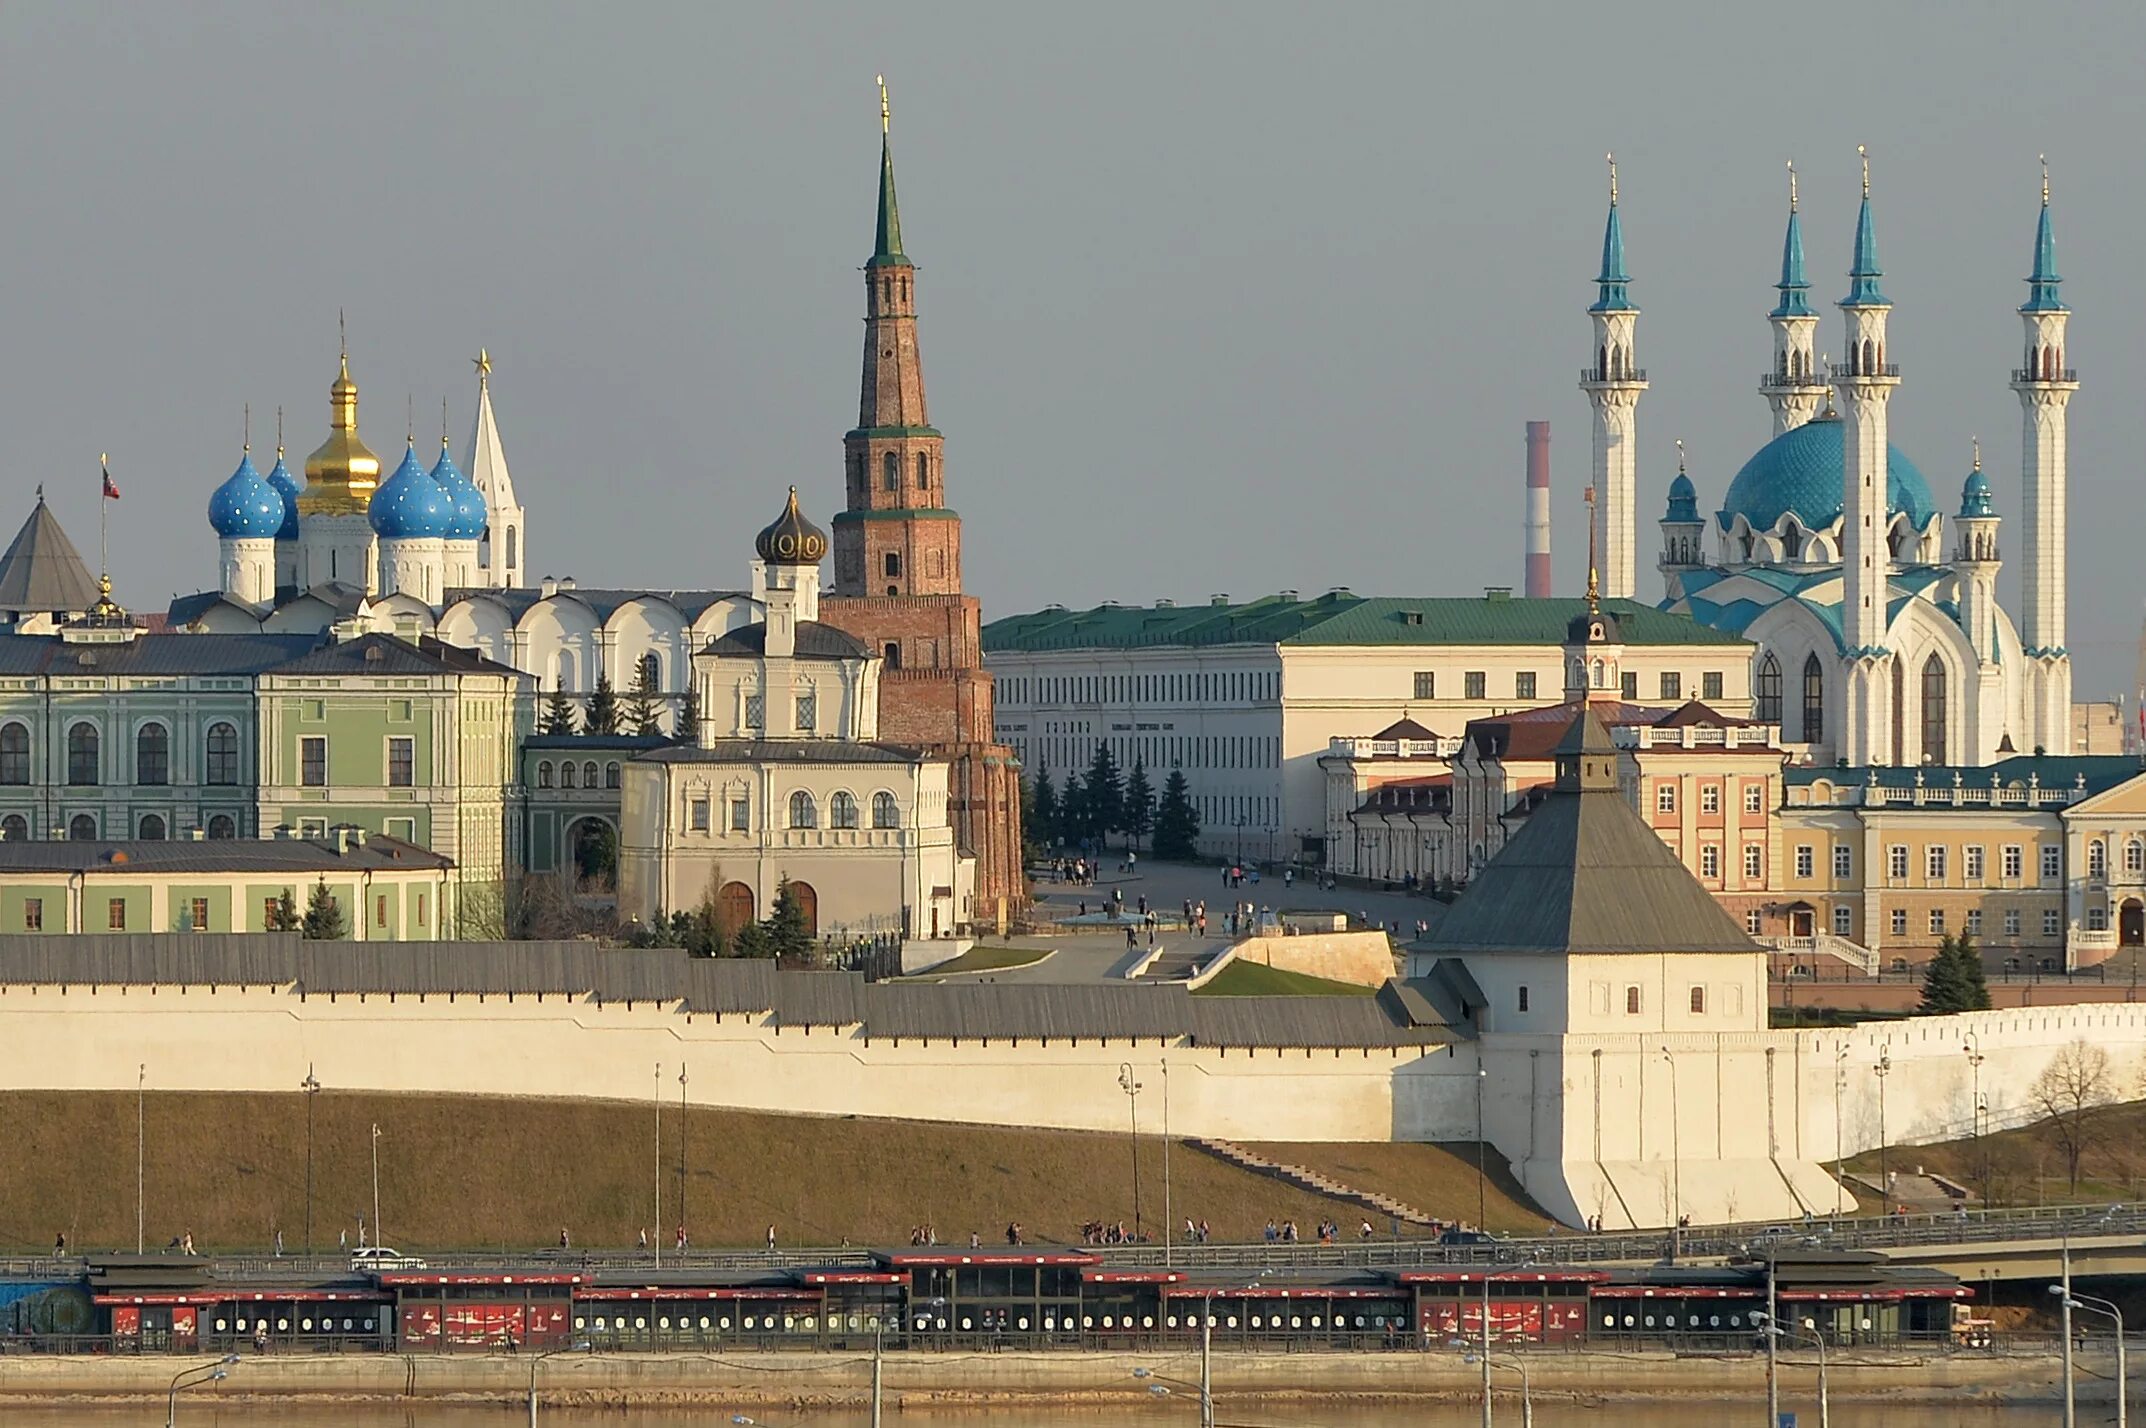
xmin=1834 ymin=149 xmax=1901 ymax=766
xmin=1579 ymin=156 xmax=1647 ymax=602
xmin=2012 ymin=159 xmax=2078 ymax=755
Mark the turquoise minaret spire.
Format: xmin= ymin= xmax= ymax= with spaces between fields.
xmin=1590 ymin=154 xmax=1634 ymax=313
xmin=1841 ymin=148 xmax=1889 ymax=308
xmin=1771 ymin=166 xmax=1813 ymax=318
xmin=2022 ymin=156 xmax=2064 ymax=313
xmin=870 ymin=74 xmax=907 ymax=269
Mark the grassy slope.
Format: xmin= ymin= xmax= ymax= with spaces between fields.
xmin=1240 ymin=1142 xmax=1553 ymax=1234
xmin=916 ymin=945 xmax=1049 ymax=975
xmin=0 ymin=1091 xmax=1478 ymax=1254
xmin=1841 ymin=1096 xmax=2146 ymax=1210
xmin=1192 ymin=962 xmax=1377 ymax=997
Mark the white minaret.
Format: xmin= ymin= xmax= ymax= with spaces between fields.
xmin=1835 ymin=147 xmax=1900 ymax=766
xmin=1580 ymin=155 xmax=1647 ymax=601
xmin=1760 ymin=163 xmax=1827 ymax=436
xmin=467 ymin=349 xmax=526 ymax=589
xmin=2013 ymin=158 xmax=2078 ymax=755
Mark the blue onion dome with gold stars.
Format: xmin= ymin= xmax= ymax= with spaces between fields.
xmin=207 ymin=447 xmax=288 ymax=539
xmin=368 ymin=442 xmax=455 ymax=539
xmin=263 ymin=448 xmax=301 ymax=540
xmin=1716 ymin=409 xmax=1936 ymax=533
xmin=428 ymin=438 xmax=486 ymax=542
xmin=754 ymin=486 xmax=829 ymax=565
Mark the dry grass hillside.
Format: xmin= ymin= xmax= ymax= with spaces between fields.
xmin=0 ymin=1092 xmax=1545 ymax=1254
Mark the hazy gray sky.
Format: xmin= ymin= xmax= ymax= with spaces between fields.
xmin=10 ymin=2 xmax=2146 ymax=693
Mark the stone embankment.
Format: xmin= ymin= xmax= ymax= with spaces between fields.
xmin=0 ymin=1347 xmax=2103 ymax=1408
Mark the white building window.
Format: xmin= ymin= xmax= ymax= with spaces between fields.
xmin=1745 ymin=909 xmax=1763 ymax=934
xmin=2044 ymin=909 xmax=2062 ymax=937
xmin=1832 ymin=906 xmax=1854 ymax=937
xmin=2005 ymin=909 xmax=2021 ymax=937
xmin=1929 ymin=908 xmax=1946 ymax=935
xmin=1926 ymin=846 xmax=1948 ymax=881
xmin=1833 ymin=844 xmax=1853 ymax=880
xmin=2042 ymin=845 xmax=2062 ymax=882
xmin=2128 ymin=839 xmax=2145 ymax=875
xmin=1700 ymin=845 xmax=1720 ymax=879
xmin=1965 ymin=908 xmax=1982 ymax=935
xmin=1687 ymin=986 xmax=1706 ymax=1014
xmin=689 ymin=798 xmax=709 ymax=832
xmin=1891 ymin=908 xmax=1908 ymax=937
xmin=1700 ymin=785 xmax=1720 ymax=814
xmin=1516 ymin=986 xmax=1529 ymax=1013
xmin=789 ymin=791 xmax=817 ymax=828
xmin=1964 ymin=845 xmax=1985 ymax=881
xmin=730 ymin=798 xmax=750 ymax=832
xmin=1655 ymin=784 xmax=1675 ymax=814
xmin=1624 ymin=985 xmax=1642 ymax=1016
xmin=2003 ymin=845 xmax=2024 ymax=880
xmin=1743 ymin=783 xmax=1764 ymax=813
xmin=1794 ymin=845 xmax=1814 ymax=879
xmin=2089 ymin=840 xmax=2108 ymax=879
xmin=1888 ymin=845 xmax=1909 ymax=880
xmin=1744 ymin=844 xmax=1763 ymax=880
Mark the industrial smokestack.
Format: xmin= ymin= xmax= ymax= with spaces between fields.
xmin=1524 ymin=421 xmax=1552 ymax=598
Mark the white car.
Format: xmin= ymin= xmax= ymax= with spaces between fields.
xmin=349 ymin=1246 xmax=427 ymax=1271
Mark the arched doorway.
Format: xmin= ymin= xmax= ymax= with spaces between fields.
xmin=786 ymin=880 xmax=818 ymax=938
xmin=717 ymin=880 xmax=755 ymax=934
xmin=568 ymin=817 xmax=617 ymax=891
xmin=1786 ymin=902 xmax=1815 ymax=939
xmin=2122 ymin=899 xmax=2145 ymax=949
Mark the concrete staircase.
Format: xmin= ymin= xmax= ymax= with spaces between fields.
xmin=1189 ymin=1138 xmax=1440 ymax=1227
xmin=1764 ymin=933 xmax=1880 ymax=976
xmin=1138 ymin=949 xmax=1206 ymax=981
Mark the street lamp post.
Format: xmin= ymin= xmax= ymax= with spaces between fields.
xmin=1662 ymin=1046 xmax=1682 ymax=1259
xmin=137 ymin=1062 xmax=146 ymax=1256
xmin=1756 ymin=1312 xmax=1829 ymax=1428
xmin=1963 ymin=1034 xmax=1987 ymax=1203
xmin=1118 ymin=1063 xmax=1143 ymax=1240
xmin=165 ymin=1356 xmax=238 ymax=1428
xmin=677 ymin=1062 xmax=689 ymax=1250
xmin=1465 ymin=1354 xmax=1533 ymax=1428
xmin=301 ymin=1066 xmax=321 ymax=1257
xmin=369 ymin=1123 xmax=382 ymax=1249
xmin=1161 ymin=1060 xmax=1172 ymax=1267
xmin=1874 ymin=1050 xmax=1892 ymax=1213
xmin=527 ymin=1340 xmax=593 ymax=1427
xmin=2052 ymin=1285 xmax=2125 ymax=1428
xmin=653 ymin=1061 xmax=663 ymax=1269
xmin=1475 ymin=1061 xmax=1488 ymax=1231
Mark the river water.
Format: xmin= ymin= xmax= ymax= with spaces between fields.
xmin=3 ymin=1407 xmax=2078 ymax=1426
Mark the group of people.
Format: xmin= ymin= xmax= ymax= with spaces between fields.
xmin=909 ymin=1225 xmax=986 ymax=1247
xmin=1047 ymin=857 xmax=1098 ymax=886
xmin=1077 ymin=1219 xmax=1153 ymax=1245
xmin=1262 ymin=1218 xmax=1379 ymax=1244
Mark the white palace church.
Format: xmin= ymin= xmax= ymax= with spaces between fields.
xmin=1588 ymin=154 xmax=2077 ymax=766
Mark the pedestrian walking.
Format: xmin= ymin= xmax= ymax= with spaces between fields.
xmin=766 ymin=1224 xmax=778 ymax=1251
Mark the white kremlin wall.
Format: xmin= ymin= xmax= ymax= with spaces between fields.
xmin=3 ymin=983 xmax=2142 ymax=1231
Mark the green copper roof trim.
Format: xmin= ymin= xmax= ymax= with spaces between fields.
xmin=845 ymin=426 xmax=944 ymax=441
xmin=830 ymin=507 xmax=961 ymax=524
xmin=871 ymin=134 xmax=908 ymax=266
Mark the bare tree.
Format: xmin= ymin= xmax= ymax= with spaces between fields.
xmin=2031 ymin=1039 xmax=2114 ymax=1192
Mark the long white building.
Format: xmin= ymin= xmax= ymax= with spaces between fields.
xmin=983 ymin=590 xmax=1751 ymax=862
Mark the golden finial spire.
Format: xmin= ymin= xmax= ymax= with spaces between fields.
xmin=2040 ymin=152 xmax=2050 ymax=207
xmin=1787 ymin=159 xmax=1798 ymax=212
xmin=1972 ymin=435 xmax=1981 ymax=471
xmin=1606 ymin=151 xmax=1618 ymax=206
xmin=1583 ymin=482 xmax=1601 ymax=612
xmin=1858 ymin=143 xmax=1870 ymax=199
xmin=338 ymin=308 xmax=348 ymax=377
xmin=878 ymin=74 xmax=891 ymax=134
xmin=474 ymin=348 xmax=491 ymax=390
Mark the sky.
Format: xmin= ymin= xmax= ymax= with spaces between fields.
xmin=7 ymin=2 xmax=2146 ymax=694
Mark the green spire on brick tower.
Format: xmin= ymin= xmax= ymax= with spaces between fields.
xmin=871 ymin=74 xmax=908 ymax=268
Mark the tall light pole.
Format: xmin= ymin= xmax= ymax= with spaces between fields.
xmin=1963 ymin=1034 xmax=1987 ymax=1203
xmin=1161 ymin=1060 xmax=1172 ymax=1267
xmin=1118 ymin=1063 xmax=1143 ymax=1240
xmin=1661 ymin=1047 xmax=1682 ymax=1256
xmin=2053 ymin=1286 xmax=2125 ymax=1428
xmin=1475 ymin=1061 xmax=1488 ymax=1231
xmin=653 ymin=1061 xmax=663 ymax=1269
xmin=1757 ymin=1311 xmax=1828 ymax=1428
xmin=166 ymin=1357 xmax=239 ymax=1427
xmin=527 ymin=1340 xmax=592 ymax=1427
xmin=1831 ymin=1044 xmax=1847 ymax=1220
xmin=301 ymin=1066 xmax=321 ymax=1257
xmin=136 ymin=1063 xmax=146 ymax=1255
xmin=1874 ymin=1050 xmax=1892 ymax=1212
xmin=677 ymin=1062 xmax=689 ymax=1251
xmin=1466 ymin=1354 xmax=1533 ymax=1428
xmin=369 ymin=1124 xmax=382 ymax=1248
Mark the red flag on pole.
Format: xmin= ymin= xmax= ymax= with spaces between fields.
xmin=101 ymin=456 xmax=119 ymax=501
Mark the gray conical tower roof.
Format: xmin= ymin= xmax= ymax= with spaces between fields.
xmin=0 ymin=495 xmax=99 ymax=614
xmin=1424 ymin=707 xmax=1760 ymax=956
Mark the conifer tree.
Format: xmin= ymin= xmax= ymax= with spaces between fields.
xmin=674 ymin=683 xmax=702 ymax=744
xmin=301 ymin=878 xmax=346 ymax=940
xmin=1029 ymin=764 xmax=1059 ymax=849
xmin=761 ymin=877 xmax=814 ymax=959
xmin=266 ymin=888 xmax=300 ymax=933
xmin=541 ymin=680 xmax=580 ymax=736
xmin=586 ymin=673 xmax=622 ymax=735
xmin=1919 ymin=933 xmax=1989 ymax=1015
xmin=1151 ymin=769 xmax=1201 ymax=861
xmin=1082 ymin=742 xmax=1123 ymax=847
xmin=627 ymin=660 xmax=664 ymax=737
xmin=1123 ymin=757 xmax=1154 ymax=851
xmin=1954 ymin=933 xmax=1992 ymax=1011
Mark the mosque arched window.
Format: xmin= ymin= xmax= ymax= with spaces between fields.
xmin=1755 ymin=655 xmax=1782 ymax=725
xmin=606 ymin=762 xmax=621 ymax=790
xmin=1780 ymin=521 xmax=1802 ymax=562
xmin=638 ymin=653 xmax=661 ymax=692
xmin=1921 ymin=655 xmax=1948 ymax=765
xmin=1800 ymin=655 xmax=1825 ymax=745
xmin=830 ymin=791 xmax=859 ymax=830
xmin=582 ymin=761 xmax=600 ymax=789
xmin=560 ymin=762 xmax=576 ymax=789
xmin=537 ymin=761 xmax=554 ymax=789
xmin=789 ymin=791 xmax=818 ymax=829
xmin=873 ymin=791 xmax=900 ymax=829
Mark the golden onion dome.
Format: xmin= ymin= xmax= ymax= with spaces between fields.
xmin=754 ymin=486 xmax=828 ymax=565
xmin=296 ymin=353 xmax=382 ymax=516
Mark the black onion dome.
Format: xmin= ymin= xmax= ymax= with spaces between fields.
xmin=754 ymin=486 xmax=828 ymax=565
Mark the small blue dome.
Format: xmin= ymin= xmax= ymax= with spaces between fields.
xmin=263 ymin=452 xmax=301 ymax=540
xmin=428 ymin=442 xmax=486 ymax=542
xmin=1717 ymin=412 xmax=1937 ymax=535
xmin=1665 ymin=470 xmax=1699 ymax=522
xmin=369 ymin=444 xmax=455 ymax=539
xmin=207 ymin=450 xmax=288 ymax=540
xmin=1960 ymin=463 xmax=1994 ymax=518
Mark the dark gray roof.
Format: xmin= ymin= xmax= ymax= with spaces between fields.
xmin=0 ymin=937 xmax=1456 ymax=1049
xmin=167 ymin=590 xmax=268 ymax=628
xmin=636 ymin=739 xmax=924 ymax=766
xmin=0 ymin=834 xmax=449 ymax=876
xmin=703 ymin=621 xmax=869 ymax=660
xmin=525 ymin=734 xmax=672 ymax=753
xmin=276 ymin=582 xmax=372 ymax=617
xmin=265 ymin=632 xmax=523 ymax=678
xmin=0 ymin=498 xmax=99 ymax=613
xmin=1423 ymin=707 xmax=1761 ymax=957
xmin=445 ymin=586 xmax=747 ymax=624
xmin=0 ymin=632 xmax=322 ymax=677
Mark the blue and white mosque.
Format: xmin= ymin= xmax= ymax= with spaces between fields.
xmin=1585 ymin=155 xmax=2077 ymax=765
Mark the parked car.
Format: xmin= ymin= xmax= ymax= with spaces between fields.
xmin=1439 ymin=1228 xmax=1497 ymax=1246
xmin=349 ymin=1246 xmax=426 ymax=1271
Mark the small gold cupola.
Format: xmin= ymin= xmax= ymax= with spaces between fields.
xmin=297 ymin=349 xmax=382 ymax=515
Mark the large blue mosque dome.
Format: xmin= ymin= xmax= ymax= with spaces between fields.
xmin=369 ymin=443 xmax=455 ymax=540
xmin=427 ymin=442 xmax=486 ymax=542
xmin=1716 ymin=411 xmax=1937 ymax=534
xmin=206 ymin=450 xmax=288 ymax=540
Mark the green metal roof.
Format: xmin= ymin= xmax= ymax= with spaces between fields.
xmin=1786 ymin=755 xmax=2140 ymax=797
xmin=982 ymin=594 xmax=1749 ymax=654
